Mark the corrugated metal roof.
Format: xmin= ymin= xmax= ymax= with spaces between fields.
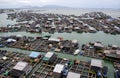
xmin=13 ymin=62 xmax=28 ymax=71
xmin=67 ymin=72 xmax=81 ymax=78
xmin=53 ymin=64 xmax=64 ymax=73
xmin=48 ymin=38 xmax=60 ymax=42
xmin=29 ymin=52 xmax=40 ymax=58
xmin=45 ymin=52 xmax=54 ymax=58
xmin=91 ymin=59 xmax=103 ymax=68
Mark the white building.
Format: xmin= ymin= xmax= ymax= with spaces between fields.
xmin=53 ymin=64 xmax=65 ymax=78
xmin=91 ymin=59 xmax=103 ymax=71
xmin=13 ymin=61 xmax=32 ymax=75
xmin=67 ymin=72 xmax=81 ymax=78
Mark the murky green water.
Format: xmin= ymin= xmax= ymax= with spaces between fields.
xmin=0 ymin=11 xmax=119 ymax=78
xmin=0 ymin=31 xmax=120 ymax=46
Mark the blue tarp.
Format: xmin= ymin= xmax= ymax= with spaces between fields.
xmin=29 ymin=52 xmax=40 ymax=58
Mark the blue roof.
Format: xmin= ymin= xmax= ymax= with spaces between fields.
xmin=29 ymin=52 xmax=40 ymax=58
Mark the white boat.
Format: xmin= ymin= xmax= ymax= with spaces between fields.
xmin=74 ymin=49 xmax=80 ymax=55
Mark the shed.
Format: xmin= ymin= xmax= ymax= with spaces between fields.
xmin=91 ymin=59 xmax=103 ymax=71
xmin=48 ymin=38 xmax=60 ymax=42
xmin=13 ymin=62 xmax=28 ymax=71
xmin=66 ymin=72 xmax=81 ymax=78
xmin=53 ymin=64 xmax=64 ymax=73
xmin=112 ymin=45 xmax=118 ymax=49
xmin=104 ymin=50 xmax=110 ymax=54
xmin=13 ymin=61 xmax=32 ymax=75
xmin=29 ymin=52 xmax=41 ymax=58
xmin=44 ymin=52 xmax=54 ymax=60
xmin=43 ymin=52 xmax=57 ymax=63
xmin=94 ymin=42 xmax=104 ymax=49
xmin=53 ymin=64 xmax=65 ymax=78
xmin=91 ymin=59 xmax=103 ymax=68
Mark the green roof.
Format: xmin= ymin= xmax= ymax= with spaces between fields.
xmin=43 ymin=57 xmax=49 ymax=61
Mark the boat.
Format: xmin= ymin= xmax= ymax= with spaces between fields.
xmin=102 ymin=66 xmax=108 ymax=78
xmin=74 ymin=49 xmax=80 ymax=55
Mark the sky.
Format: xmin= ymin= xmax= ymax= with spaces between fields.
xmin=0 ymin=0 xmax=120 ymax=9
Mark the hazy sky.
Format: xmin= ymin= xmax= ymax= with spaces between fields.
xmin=0 ymin=0 xmax=120 ymax=8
